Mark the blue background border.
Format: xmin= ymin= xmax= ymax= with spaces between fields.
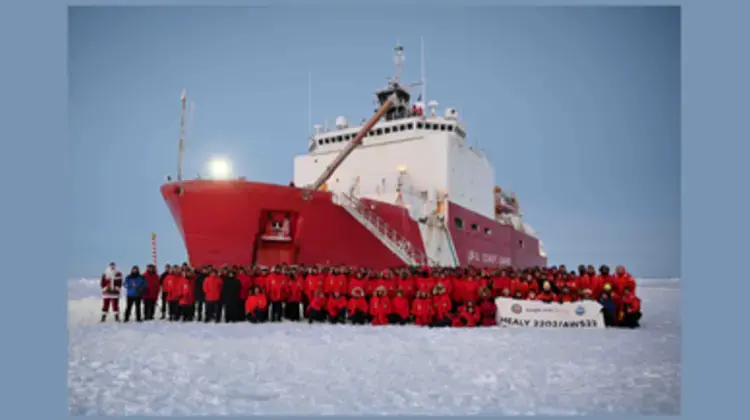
xmin=2 ymin=0 xmax=747 ymax=418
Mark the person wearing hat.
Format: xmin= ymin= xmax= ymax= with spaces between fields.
xmin=163 ymin=265 xmax=182 ymax=321
xmin=100 ymin=262 xmax=123 ymax=322
xmin=430 ymin=284 xmax=453 ymax=327
xmin=202 ymin=269 xmax=223 ymax=323
xmin=347 ymin=287 xmax=369 ymax=325
xmin=598 ymin=286 xmax=616 ymax=327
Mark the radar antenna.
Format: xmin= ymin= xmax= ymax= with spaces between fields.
xmin=177 ymin=89 xmax=187 ymax=182
xmin=392 ymin=42 xmax=405 ymax=86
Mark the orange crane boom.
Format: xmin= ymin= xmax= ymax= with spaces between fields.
xmin=309 ymin=93 xmax=399 ymax=191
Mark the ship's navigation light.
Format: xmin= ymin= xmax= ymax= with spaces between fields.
xmin=207 ymin=157 xmax=232 ymax=180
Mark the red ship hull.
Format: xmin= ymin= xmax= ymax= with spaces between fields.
xmin=161 ymin=180 xmax=547 ymax=269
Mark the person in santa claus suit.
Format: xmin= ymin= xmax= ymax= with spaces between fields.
xmin=100 ymin=262 xmax=123 ymax=322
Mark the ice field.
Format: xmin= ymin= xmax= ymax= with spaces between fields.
xmin=67 ymin=277 xmax=680 ymax=416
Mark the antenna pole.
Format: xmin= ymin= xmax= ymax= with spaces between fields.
xmin=177 ymin=89 xmax=187 ymax=182
xmin=421 ymin=36 xmax=427 ymax=103
xmin=308 ymin=71 xmax=312 ymax=136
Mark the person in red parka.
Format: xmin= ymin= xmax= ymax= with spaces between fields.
xmin=306 ymin=290 xmax=327 ymax=324
xmin=411 ymin=291 xmax=433 ymax=327
xmin=266 ymin=266 xmax=287 ymax=322
xmin=285 ymin=271 xmax=304 ymax=321
xmin=164 ymin=265 xmax=182 ymax=321
xmin=618 ymin=287 xmax=642 ymax=328
xmin=369 ymin=286 xmax=392 ymax=326
xmin=326 ymin=291 xmax=348 ymax=324
xmin=245 ymin=286 xmax=268 ymax=323
xmin=454 ymin=301 xmax=480 ymax=327
xmin=431 ymin=284 xmax=453 ymax=327
xmin=477 ymin=288 xmax=497 ymax=326
xmin=390 ymin=290 xmax=410 ymax=325
xmin=202 ymin=269 xmax=223 ymax=323
xmin=141 ymin=264 xmax=161 ymax=321
xmin=347 ymin=287 xmax=369 ymax=325
xmin=177 ymin=272 xmax=196 ymax=321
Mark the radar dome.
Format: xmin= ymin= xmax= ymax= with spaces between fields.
xmin=335 ymin=116 xmax=349 ymax=129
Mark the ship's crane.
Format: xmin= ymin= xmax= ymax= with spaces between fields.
xmin=308 ymin=92 xmax=401 ymax=191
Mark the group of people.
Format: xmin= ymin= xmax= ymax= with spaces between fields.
xmin=98 ymin=262 xmax=643 ymax=328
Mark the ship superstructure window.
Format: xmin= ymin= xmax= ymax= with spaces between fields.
xmin=407 ymin=123 xmax=414 ymax=129
xmin=376 ymin=128 xmax=383 ymax=135
xmin=385 ymin=127 xmax=391 ymax=134
xmin=518 ymin=239 xmax=525 ymax=248
xmin=454 ymin=217 xmax=464 ymax=229
xmin=440 ymin=124 xmax=446 ymax=131
xmin=484 ymin=228 xmax=492 ymax=235
xmin=337 ymin=135 xmax=343 ymax=142
xmin=471 ymin=223 xmax=478 ymax=231
xmin=416 ymin=122 xmax=423 ymax=129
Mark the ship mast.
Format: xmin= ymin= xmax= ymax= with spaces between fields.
xmin=177 ymin=88 xmax=187 ymax=182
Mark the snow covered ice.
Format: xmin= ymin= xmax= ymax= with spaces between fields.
xmin=67 ymin=278 xmax=680 ymax=416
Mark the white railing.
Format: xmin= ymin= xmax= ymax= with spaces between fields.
xmin=333 ymin=192 xmax=435 ymax=266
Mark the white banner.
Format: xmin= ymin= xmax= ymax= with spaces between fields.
xmin=495 ymin=297 xmax=605 ymax=329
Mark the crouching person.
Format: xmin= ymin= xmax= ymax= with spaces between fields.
xmin=306 ymin=291 xmax=327 ymax=324
xmin=347 ymin=287 xmax=368 ymax=324
xmin=370 ymin=286 xmax=392 ymax=326
xmin=411 ymin=291 xmax=433 ymax=327
xmin=453 ymin=301 xmax=480 ymax=327
xmin=431 ymin=285 xmax=453 ymax=327
xmin=389 ymin=290 xmax=410 ymax=325
xmin=245 ymin=287 xmax=268 ymax=323
xmin=477 ymin=288 xmax=497 ymax=327
xmin=326 ymin=291 xmax=347 ymax=324
xmin=618 ymin=287 xmax=642 ymax=328
xmin=598 ymin=288 xmax=616 ymax=327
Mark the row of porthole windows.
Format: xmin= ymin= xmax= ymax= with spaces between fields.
xmin=317 ymin=121 xmax=464 ymax=146
xmin=453 ymin=216 xmax=526 ymax=248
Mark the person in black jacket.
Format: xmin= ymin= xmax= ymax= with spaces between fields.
xmin=194 ymin=266 xmax=208 ymax=322
xmin=159 ymin=264 xmax=171 ymax=320
xmin=221 ymin=269 xmax=242 ymax=323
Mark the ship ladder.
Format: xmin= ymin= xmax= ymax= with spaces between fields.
xmin=333 ymin=192 xmax=436 ymax=267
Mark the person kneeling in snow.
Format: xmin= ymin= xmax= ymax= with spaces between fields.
xmin=477 ymin=288 xmax=497 ymax=326
xmin=306 ymin=291 xmax=327 ymax=324
xmin=617 ymin=287 xmax=642 ymax=328
xmin=347 ymin=287 xmax=369 ymax=325
xmin=245 ymin=286 xmax=268 ymax=323
xmin=369 ymin=286 xmax=392 ymax=326
xmin=598 ymin=287 xmax=616 ymax=327
xmin=389 ymin=290 xmax=410 ymax=325
xmin=326 ymin=291 xmax=348 ymax=324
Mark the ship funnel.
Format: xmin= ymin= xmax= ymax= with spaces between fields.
xmin=335 ymin=116 xmax=349 ymax=129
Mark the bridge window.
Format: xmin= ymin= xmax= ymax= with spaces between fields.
xmin=318 ymin=139 xmax=323 ymax=145
xmin=519 ymin=239 xmax=525 ymax=248
xmin=407 ymin=123 xmax=414 ymax=130
xmin=400 ymin=124 xmax=406 ymax=131
xmin=376 ymin=128 xmax=383 ymax=135
xmin=324 ymin=138 xmax=330 ymax=144
xmin=336 ymin=135 xmax=342 ymax=142
xmin=416 ymin=122 xmax=423 ymax=129
xmin=448 ymin=125 xmax=454 ymax=132
xmin=392 ymin=126 xmax=399 ymax=132
xmin=454 ymin=217 xmax=464 ymax=229
xmin=440 ymin=124 xmax=447 ymax=131
xmin=369 ymin=130 xmax=374 ymax=136
xmin=385 ymin=127 xmax=391 ymax=134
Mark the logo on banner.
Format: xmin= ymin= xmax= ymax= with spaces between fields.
xmin=575 ymin=305 xmax=585 ymax=316
xmin=511 ymin=303 xmax=522 ymax=314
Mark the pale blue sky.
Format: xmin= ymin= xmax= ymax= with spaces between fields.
xmin=68 ymin=6 xmax=679 ymax=278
